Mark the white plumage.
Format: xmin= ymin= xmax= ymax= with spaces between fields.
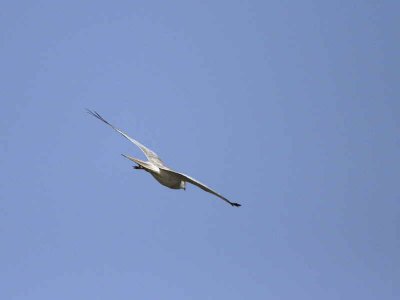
xmin=87 ymin=110 xmax=241 ymax=207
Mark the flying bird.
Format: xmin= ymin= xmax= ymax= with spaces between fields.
xmin=87 ymin=110 xmax=241 ymax=207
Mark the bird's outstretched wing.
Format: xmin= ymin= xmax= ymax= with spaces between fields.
xmin=86 ymin=109 xmax=166 ymax=168
xmin=161 ymin=168 xmax=241 ymax=207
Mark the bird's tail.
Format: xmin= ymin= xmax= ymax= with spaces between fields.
xmin=121 ymin=154 xmax=159 ymax=173
xmin=121 ymin=154 xmax=147 ymax=167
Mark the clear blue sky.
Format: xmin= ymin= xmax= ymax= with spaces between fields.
xmin=1 ymin=1 xmax=399 ymax=299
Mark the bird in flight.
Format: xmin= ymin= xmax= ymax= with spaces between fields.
xmin=87 ymin=110 xmax=241 ymax=207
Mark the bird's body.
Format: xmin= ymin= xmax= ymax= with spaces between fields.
xmin=152 ymin=169 xmax=183 ymax=190
xmin=87 ymin=110 xmax=241 ymax=207
xmin=122 ymin=154 xmax=182 ymax=189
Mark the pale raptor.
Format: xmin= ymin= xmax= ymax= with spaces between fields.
xmin=87 ymin=110 xmax=241 ymax=207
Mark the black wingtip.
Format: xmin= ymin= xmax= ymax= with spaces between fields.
xmin=86 ymin=109 xmax=112 ymax=126
xmin=85 ymin=108 xmax=98 ymax=116
xmin=86 ymin=108 xmax=98 ymax=118
xmin=231 ymin=202 xmax=241 ymax=207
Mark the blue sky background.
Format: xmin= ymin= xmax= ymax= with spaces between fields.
xmin=1 ymin=1 xmax=399 ymax=299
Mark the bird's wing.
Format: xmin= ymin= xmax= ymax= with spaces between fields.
xmin=161 ymin=168 xmax=241 ymax=207
xmin=87 ymin=109 xmax=166 ymax=168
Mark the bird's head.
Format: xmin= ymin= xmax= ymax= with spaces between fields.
xmin=180 ymin=181 xmax=186 ymax=190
